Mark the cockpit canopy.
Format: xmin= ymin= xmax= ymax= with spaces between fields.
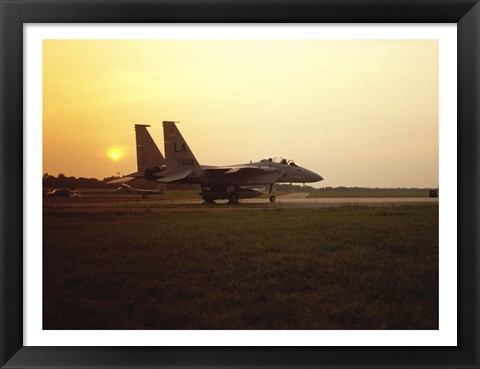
xmin=261 ymin=156 xmax=298 ymax=167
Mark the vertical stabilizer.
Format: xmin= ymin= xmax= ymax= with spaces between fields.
xmin=135 ymin=124 xmax=165 ymax=172
xmin=163 ymin=121 xmax=201 ymax=171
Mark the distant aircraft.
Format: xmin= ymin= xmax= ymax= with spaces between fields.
xmin=114 ymin=183 xmax=165 ymax=198
xmin=44 ymin=188 xmax=82 ymax=198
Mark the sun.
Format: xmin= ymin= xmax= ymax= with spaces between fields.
xmin=108 ymin=149 xmax=122 ymax=161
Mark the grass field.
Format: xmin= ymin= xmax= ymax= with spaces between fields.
xmin=43 ymin=203 xmax=438 ymax=330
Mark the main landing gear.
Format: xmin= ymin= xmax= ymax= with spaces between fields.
xmin=228 ymin=192 xmax=239 ymax=204
xmin=200 ymin=186 xmax=240 ymax=204
xmin=200 ymin=185 xmax=276 ymax=204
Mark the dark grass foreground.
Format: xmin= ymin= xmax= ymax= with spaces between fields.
xmin=43 ymin=205 xmax=438 ymax=329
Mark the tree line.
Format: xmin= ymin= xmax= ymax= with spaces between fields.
xmin=275 ymin=184 xmax=434 ymax=192
xmin=43 ymin=173 xmax=120 ymax=189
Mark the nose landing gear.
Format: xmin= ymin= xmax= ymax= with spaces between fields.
xmin=268 ymin=183 xmax=277 ymax=203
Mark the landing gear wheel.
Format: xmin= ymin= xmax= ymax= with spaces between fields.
xmin=203 ymin=198 xmax=216 ymax=204
xmin=229 ymin=193 xmax=239 ymax=204
xmin=269 ymin=195 xmax=276 ymax=203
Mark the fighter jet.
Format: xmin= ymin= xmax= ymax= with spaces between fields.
xmin=156 ymin=121 xmax=323 ymax=203
xmin=109 ymin=121 xmax=323 ymax=203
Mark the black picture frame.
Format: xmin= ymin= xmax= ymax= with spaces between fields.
xmin=1 ymin=1 xmax=479 ymax=368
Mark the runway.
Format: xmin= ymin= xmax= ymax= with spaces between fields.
xmin=216 ymin=196 xmax=438 ymax=208
xmin=141 ymin=196 xmax=439 ymax=208
xmin=43 ymin=193 xmax=439 ymax=210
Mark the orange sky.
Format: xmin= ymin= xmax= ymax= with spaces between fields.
xmin=43 ymin=39 xmax=438 ymax=187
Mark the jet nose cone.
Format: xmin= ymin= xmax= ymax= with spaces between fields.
xmin=313 ymin=173 xmax=323 ymax=182
xmin=305 ymin=170 xmax=323 ymax=182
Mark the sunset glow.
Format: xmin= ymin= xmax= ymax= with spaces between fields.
xmin=108 ymin=149 xmax=121 ymax=161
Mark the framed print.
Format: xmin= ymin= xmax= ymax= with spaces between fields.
xmin=1 ymin=0 xmax=479 ymax=368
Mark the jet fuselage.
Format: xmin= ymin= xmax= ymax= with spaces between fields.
xmin=156 ymin=160 xmax=322 ymax=186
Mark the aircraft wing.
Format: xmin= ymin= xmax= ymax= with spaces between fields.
xmin=106 ymin=176 xmax=137 ymax=184
xmin=120 ymin=184 xmax=163 ymax=194
xmin=156 ymin=170 xmax=192 ymax=183
xmin=106 ymin=170 xmax=147 ymax=184
xmin=204 ymin=166 xmax=278 ymax=175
